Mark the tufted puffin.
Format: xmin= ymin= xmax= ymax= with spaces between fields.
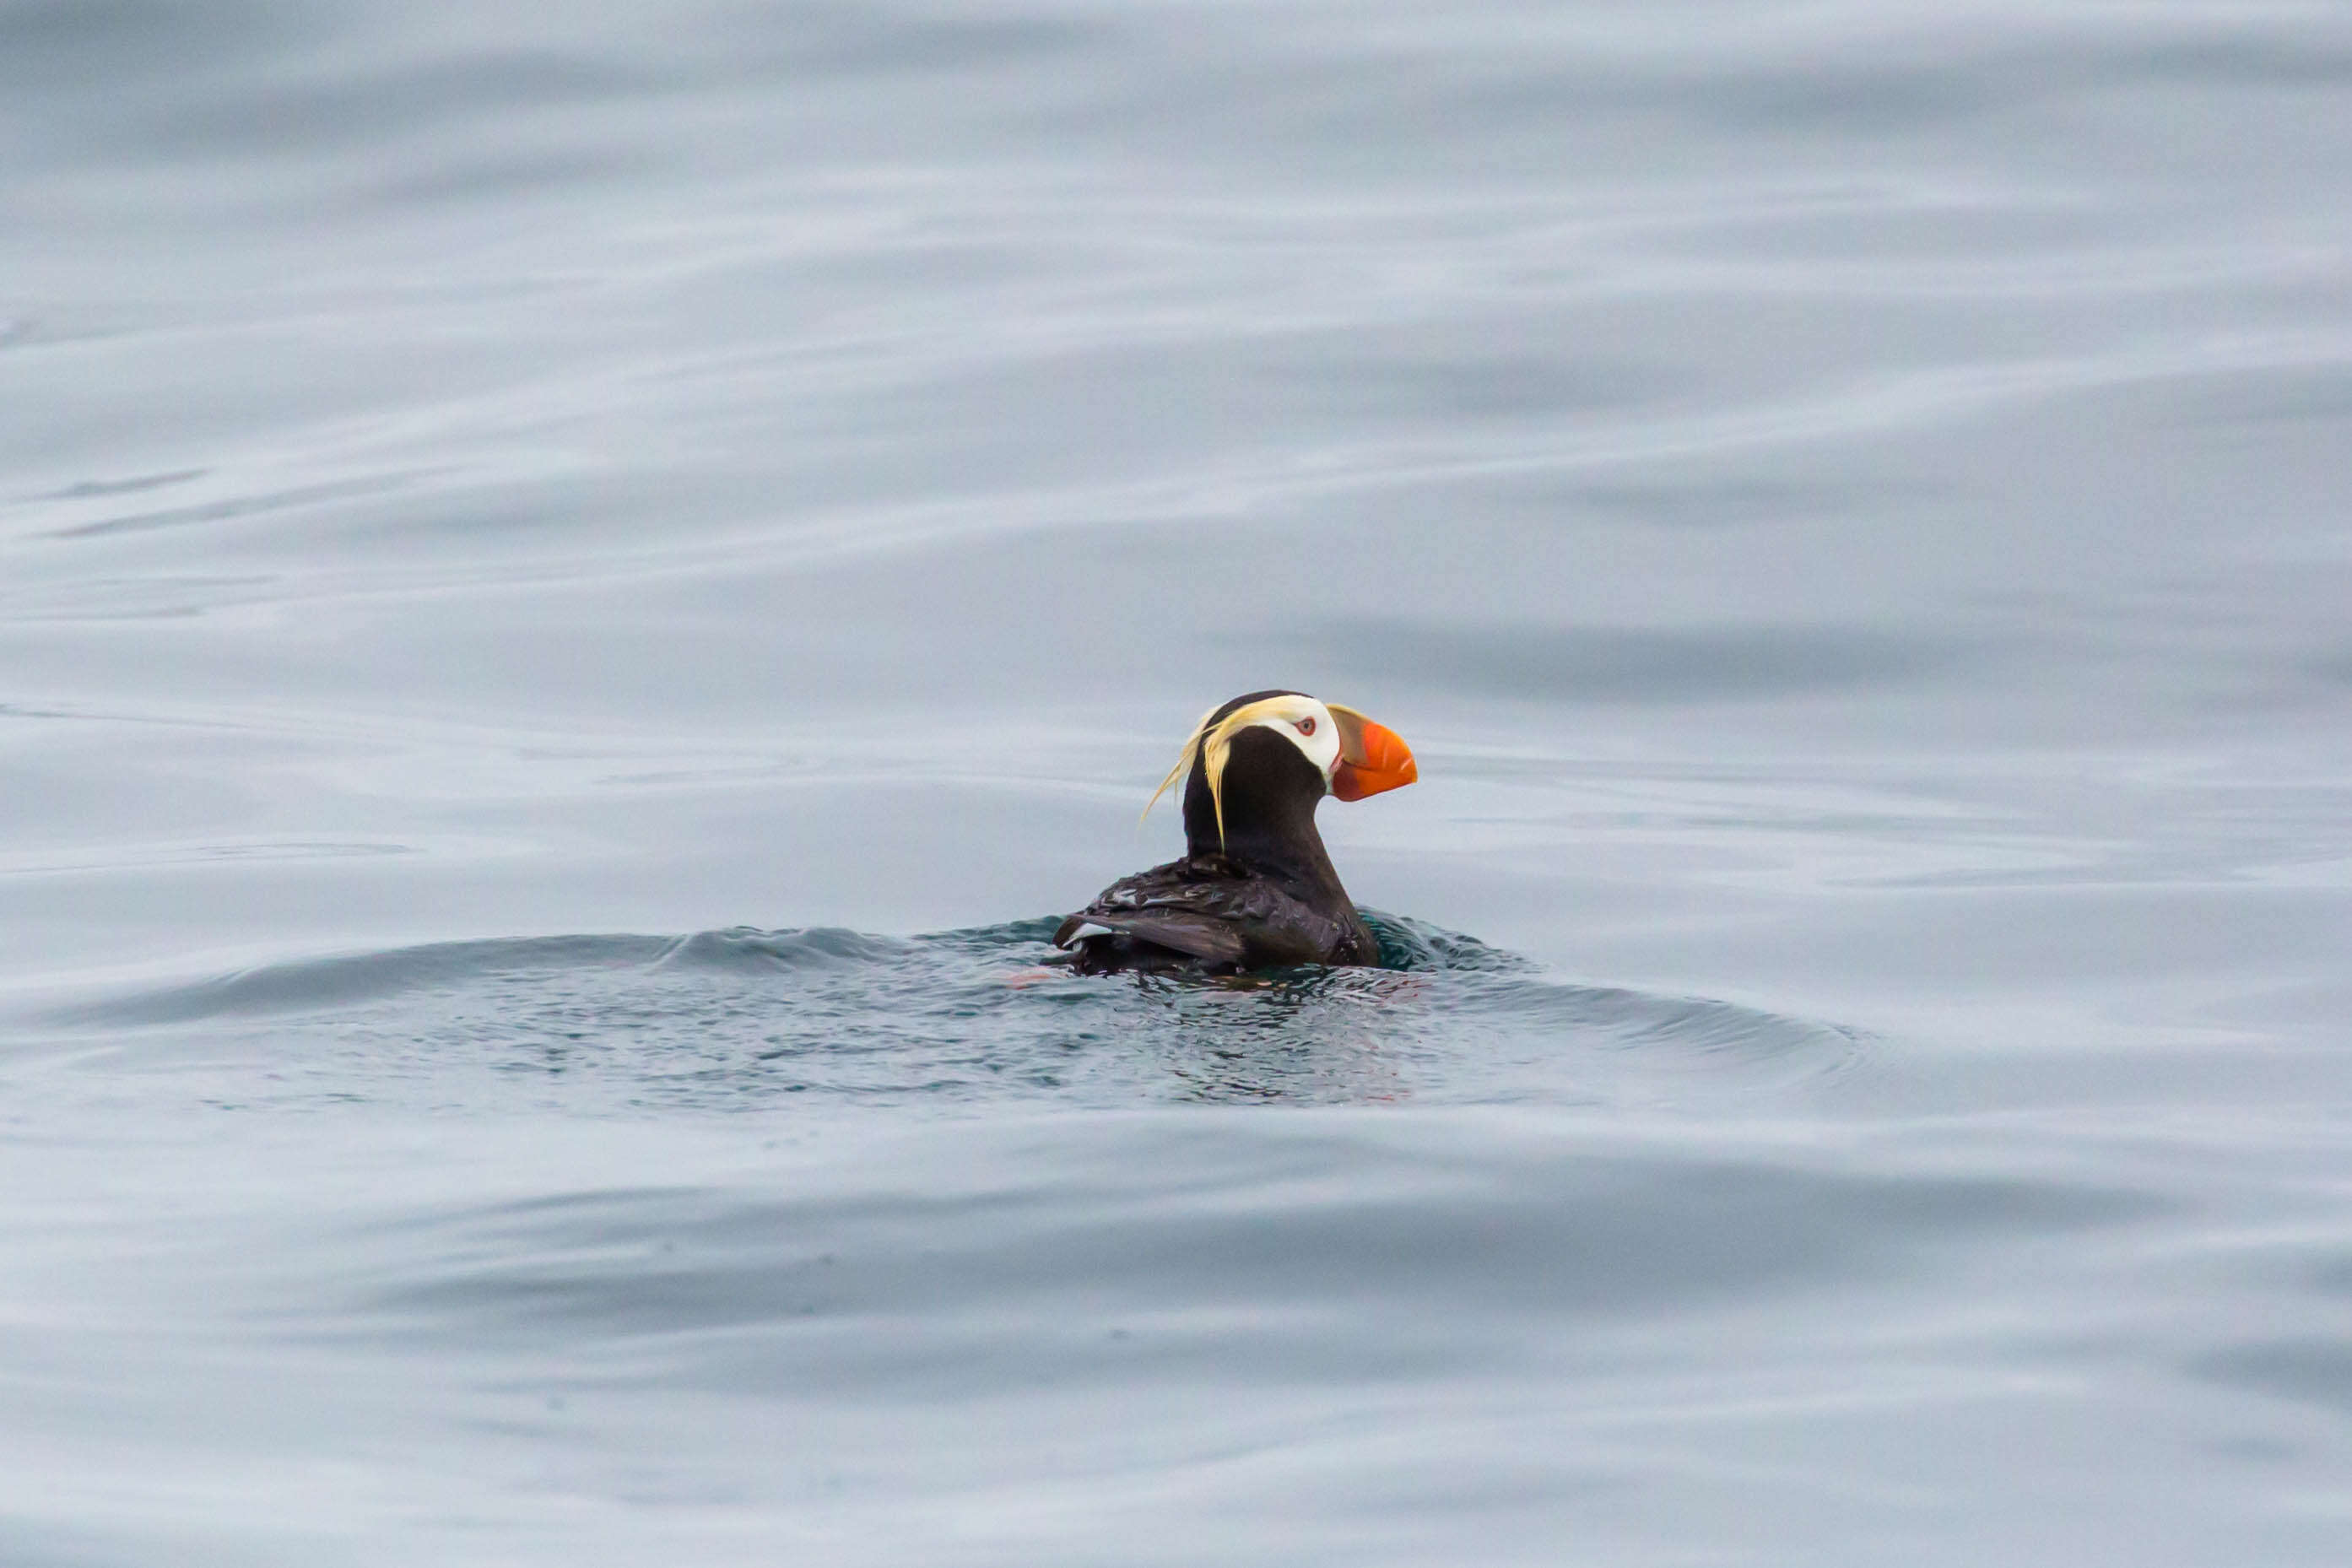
xmin=1052 ymin=690 xmax=1418 ymax=976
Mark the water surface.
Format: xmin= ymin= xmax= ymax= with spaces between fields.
xmin=4 ymin=1 xmax=2351 ymax=1562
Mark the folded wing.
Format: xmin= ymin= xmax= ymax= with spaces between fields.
xmin=1052 ymin=856 xmax=1360 ymax=973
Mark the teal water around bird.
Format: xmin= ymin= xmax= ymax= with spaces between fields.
xmin=30 ymin=914 xmax=1860 ymax=1116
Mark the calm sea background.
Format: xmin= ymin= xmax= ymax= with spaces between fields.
xmin=5 ymin=1 xmax=2352 ymax=1562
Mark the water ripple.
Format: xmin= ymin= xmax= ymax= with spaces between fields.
xmin=41 ymin=913 xmax=1861 ymax=1115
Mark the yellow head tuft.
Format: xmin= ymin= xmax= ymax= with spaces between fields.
xmin=1141 ymin=695 xmax=1326 ymax=851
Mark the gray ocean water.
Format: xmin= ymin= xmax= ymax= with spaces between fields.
xmin=5 ymin=1 xmax=2352 ymax=1561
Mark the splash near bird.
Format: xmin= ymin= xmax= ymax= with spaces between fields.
xmin=1052 ymin=690 xmax=1418 ymax=975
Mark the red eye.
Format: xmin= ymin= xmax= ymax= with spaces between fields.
xmin=1295 ymin=717 xmax=1317 ymax=736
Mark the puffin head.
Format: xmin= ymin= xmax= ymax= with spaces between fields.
xmin=1145 ymin=689 xmax=1418 ymax=852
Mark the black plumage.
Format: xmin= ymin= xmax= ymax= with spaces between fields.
xmin=1053 ymin=690 xmax=1404 ymax=976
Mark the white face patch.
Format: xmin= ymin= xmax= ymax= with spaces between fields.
xmin=1239 ymin=695 xmax=1343 ymax=789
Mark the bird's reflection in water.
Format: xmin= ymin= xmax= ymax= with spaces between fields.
xmin=1134 ymin=967 xmax=1426 ymax=1104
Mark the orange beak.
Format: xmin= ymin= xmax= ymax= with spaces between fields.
xmin=1329 ymin=713 xmax=1418 ymax=801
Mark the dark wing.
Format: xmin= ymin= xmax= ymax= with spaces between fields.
xmin=1052 ymin=906 xmax=1249 ymax=967
xmin=1053 ymin=857 xmax=1356 ymax=972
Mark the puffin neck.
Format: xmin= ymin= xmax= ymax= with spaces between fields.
xmin=1180 ymin=728 xmax=1349 ymax=906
